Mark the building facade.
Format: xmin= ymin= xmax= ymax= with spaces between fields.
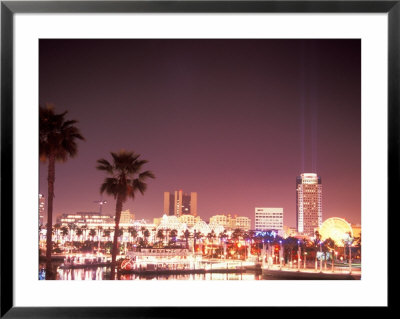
xmin=209 ymin=213 xmax=251 ymax=231
xmin=163 ymin=190 xmax=198 ymax=217
xmin=255 ymin=207 xmax=284 ymax=231
xmin=296 ymin=173 xmax=322 ymax=236
xmin=120 ymin=209 xmax=135 ymax=224
xmin=234 ymin=216 xmax=251 ymax=231
xmin=179 ymin=214 xmax=201 ymax=227
xmin=209 ymin=214 xmax=230 ymax=228
xmin=57 ymin=212 xmax=114 ymax=227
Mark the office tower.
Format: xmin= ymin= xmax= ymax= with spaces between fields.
xmin=255 ymin=207 xmax=284 ymax=231
xmin=296 ymin=173 xmax=322 ymax=236
xmin=39 ymin=194 xmax=45 ymax=226
xmin=163 ymin=190 xmax=197 ymax=217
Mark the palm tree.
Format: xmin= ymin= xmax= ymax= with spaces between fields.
xmin=103 ymin=229 xmax=111 ymax=241
xmin=89 ymin=229 xmax=97 ymax=241
xmin=68 ymin=223 xmax=76 ymax=242
xmin=231 ymin=228 xmax=243 ymax=243
xmin=53 ymin=223 xmax=61 ymax=243
xmin=283 ymin=237 xmax=298 ymax=266
xmin=195 ymin=232 xmax=204 ymax=254
xmin=75 ymin=227 xmax=83 ymax=242
xmin=97 ymin=226 xmax=103 ymax=251
xmin=207 ymin=230 xmax=216 ymax=256
xmin=81 ymin=225 xmax=88 ymax=241
xmin=60 ymin=226 xmax=69 ymax=243
xmin=40 ymin=104 xmax=84 ymax=279
xmin=169 ymin=229 xmax=178 ymax=246
xmin=96 ymin=150 xmax=154 ymax=280
xmin=314 ymin=230 xmax=322 ymax=269
xmin=156 ymin=229 xmax=165 ymax=245
xmin=143 ymin=229 xmax=150 ymax=246
xmin=183 ymin=229 xmax=190 ymax=249
xmin=128 ymin=227 xmax=137 ymax=244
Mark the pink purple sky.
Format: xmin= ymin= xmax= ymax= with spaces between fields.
xmin=39 ymin=39 xmax=361 ymax=227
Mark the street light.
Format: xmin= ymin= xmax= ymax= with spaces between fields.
xmin=279 ymin=240 xmax=283 ymax=270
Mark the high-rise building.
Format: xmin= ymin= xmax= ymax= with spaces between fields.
xmin=296 ymin=173 xmax=322 ymax=236
xmin=163 ymin=190 xmax=197 ymax=217
xmin=39 ymin=194 xmax=45 ymax=226
xmin=255 ymin=207 xmax=284 ymax=231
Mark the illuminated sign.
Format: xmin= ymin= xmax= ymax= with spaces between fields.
xmin=255 ymin=231 xmax=277 ymax=238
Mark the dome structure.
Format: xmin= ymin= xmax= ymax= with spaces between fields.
xmin=156 ymin=214 xmax=187 ymax=234
xmin=193 ymin=220 xmax=211 ymax=235
xmin=319 ymin=217 xmax=353 ymax=247
xmin=208 ymin=222 xmax=224 ymax=235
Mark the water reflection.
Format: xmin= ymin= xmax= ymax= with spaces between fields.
xmin=57 ymin=267 xmax=108 ymax=280
xmin=57 ymin=267 xmax=261 ymax=280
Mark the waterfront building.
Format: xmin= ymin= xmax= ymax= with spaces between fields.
xmin=255 ymin=207 xmax=284 ymax=231
xmin=39 ymin=194 xmax=45 ymax=226
xmin=163 ymin=190 xmax=197 ymax=217
xmin=296 ymin=173 xmax=322 ymax=236
xmin=57 ymin=212 xmax=114 ymax=227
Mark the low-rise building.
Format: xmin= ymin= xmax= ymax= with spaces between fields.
xmin=209 ymin=213 xmax=251 ymax=231
xmin=57 ymin=212 xmax=114 ymax=227
xmin=179 ymin=214 xmax=201 ymax=227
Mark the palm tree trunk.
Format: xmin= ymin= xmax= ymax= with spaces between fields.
xmin=110 ymin=196 xmax=123 ymax=280
xmin=45 ymin=154 xmax=55 ymax=280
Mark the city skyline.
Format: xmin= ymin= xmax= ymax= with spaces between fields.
xmin=39 ymin=39 xmax=361 ymax=227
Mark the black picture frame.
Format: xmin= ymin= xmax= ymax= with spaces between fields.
xmin=1 ymin=0 xmax=395 ymax=317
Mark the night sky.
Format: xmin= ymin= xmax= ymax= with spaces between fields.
xmin=39 ymin=39 xmax=361 ymax=227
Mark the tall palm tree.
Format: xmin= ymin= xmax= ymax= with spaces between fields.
xmin=97 ymin=226 xmax=103 ymax=251
xmin=96 ymin=150 xmax=154 ymax=280
xmin=143 ymin=229 xmax=150 ymax=246
xmin=129 ymin=227 xmax=138 ymax=245
xmin=183 ymin=229 xmax=190 ymax=249
xmin=169 ymin=229 xmax=178 ymax=245
xmin=89 ymin=229 xmax=97 ymax=241
xmin=103 ymin=229 xmax=111 ymax=241
xmin=156 ymin=229 xmax=165 ymax=245
xmin=75 ymin=227 xmax=83 ymax=242
xmin=53 ymin=223 xmax=61 ymax=243
xmin=40 ymin=104 xmax=84 ymax=279
xmin=314 ymin=230 xmax=322 ymax=269
xmin=60 ymin=226 xmax=69 ymax=243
